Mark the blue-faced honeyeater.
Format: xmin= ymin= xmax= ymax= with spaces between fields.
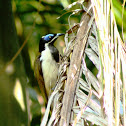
xmin=34 ymin=33 xmax=64 ymax=104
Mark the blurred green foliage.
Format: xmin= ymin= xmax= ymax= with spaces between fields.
xmin=112 ymin=0 xmax=126 ymax=40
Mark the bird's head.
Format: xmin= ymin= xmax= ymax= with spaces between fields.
xmin=39 ymin=33 xmax=64 ymax=52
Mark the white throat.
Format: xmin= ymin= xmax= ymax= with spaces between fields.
xmin=40 ymin=44 xmax=59 ymax=97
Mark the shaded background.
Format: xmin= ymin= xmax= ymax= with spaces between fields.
xmin=0 ymin=0 xmax=125 ymax=126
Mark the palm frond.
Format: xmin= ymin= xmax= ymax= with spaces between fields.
xmin=40 ymin=0 xmax=125 ymax=125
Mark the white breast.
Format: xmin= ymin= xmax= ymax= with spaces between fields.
xmin=40 ymin=44 xmax=58 ymax=97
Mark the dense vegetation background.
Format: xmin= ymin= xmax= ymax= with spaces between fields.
xmin=0 ymin=0 xmax=125 ymax=126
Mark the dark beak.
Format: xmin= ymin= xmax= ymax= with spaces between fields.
xmin=56 ymin=33 xmax=65 ymax=37
xmin=48 ymin=33 xmax=65 ymax=44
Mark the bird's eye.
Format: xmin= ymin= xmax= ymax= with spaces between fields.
xmin=43 ymin=34 xmax=54 ymax=41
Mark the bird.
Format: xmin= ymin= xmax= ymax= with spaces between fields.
xmin=34 ymin=33 xmax=64 ymax=105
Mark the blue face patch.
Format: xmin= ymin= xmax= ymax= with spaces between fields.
xmin=43 ymin=34 xmax=54 ymax=41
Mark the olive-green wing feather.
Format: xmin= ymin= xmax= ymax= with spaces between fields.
xmin=34 ymin=53 xmax=48 ymax=105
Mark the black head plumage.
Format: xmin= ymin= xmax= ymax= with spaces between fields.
xmin=39 ymin=33 xmax=64 ymax=53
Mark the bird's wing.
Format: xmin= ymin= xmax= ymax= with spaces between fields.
xmin=34 ymin=53 xmax=48 ymax=104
